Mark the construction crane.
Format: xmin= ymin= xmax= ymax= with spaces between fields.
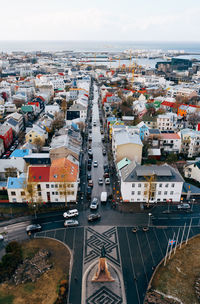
xmin=131 ymin=63 xmax=135 ymax=86
xmin=144 ymin=174 xmax=156 ymax=208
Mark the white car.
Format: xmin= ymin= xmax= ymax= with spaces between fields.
xmin=105 ymin=178 xmax=110 ymax=185
xmin=93 ymin=161 xmax=98 ymax=167
xmin=63 ymin=209 xmax=79 ymax=218
xmin=64 ymin=220 xmax=79 ymax=227
xmin=0 ymin=234 xmax=4 ymax=241
xmin=177 ymin=203 xmax=190 ymax=210
xmin=90 ymin=198 xmax=99 ymax=210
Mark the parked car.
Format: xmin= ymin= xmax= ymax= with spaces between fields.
xmin=64 ymin=220 xmax=79 ymax=227
xmin=87 ymin=173 xmax=92 ymax=180
xmin=105 ymin=178 xmax=110 ymax=185
xmin=63 ymin=209 xmax=79 ymax=218
xmin=177 ymin=203 xmax=191 ymax=210
xmin=87 ymin=163 xmax=91 ymax=171
xmin=6 ymin=151 xmax=11 ymax=157
xmin=104 ymin=164 xmax=109 ymax=172
xmin=88 ymin=213 xmax=101 ymax=222
xmin=10 ymin=146 xmax=15 ymax=152
xmin=2 ymin=155 xmax=7 ymax=159
xmin=104 ymin=172 xmax=109 ymax=178
xmin=26 ymin=224 xmax=42 ymax=234
xmin=93 ymin=161 xmax=98 ymax=167
xmin=0 ymin=234 xmax=4 ymax=241
xmin=90 ymin=197 xmax=99 ymax=210
xmin=88 ymin=148 xmax=92 ymax=154
xmin=103 ymin=149 xmax=106 ymax=156
xmin=93 ymin=121 xmax=97 ymax=126
xmin=88 ymin=180 xmax=93 ymax=187
xmin=98 ymin=178 xmax=103 ymax=185
xmin=88 ymin=158 xmax=92 ymax=165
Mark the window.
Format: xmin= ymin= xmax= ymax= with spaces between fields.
xmin=170 ymin=191 xmax=173 ymax=195
xmin=158 ymin=191 xmax=161 ymax=195
xmin=21 ymin=191 xmax=25 ymax=196
xmin=132 ymin=191 xmax=135 ymax=195
xmin=59 ymin=184 xmax=62 ymax=188
xmin=165 ymin=184 xmax=169 ymax=187
xmin=46 ymin=184 xmax=49 ymax=188
xmin=71 ymin=191 xmax=74 ymax=195
xmin=144 ymin=183 xmax=148 ymax=188
xmin=172 ymin=183 xmax=175 ymax=188
xmin=137 ymin=191 xmax=141 ymax=195
xmin=11 ymin=191 xmax=16 ymax=196
xmin=159 ymin=184 xmax=162 ymax=187
xmin=52 ymin=192 xmax=55 ymax=195
xmin=138 ymin=184 xmax=141 ymax=188
xmin=164 ymin=191 xmax=167 ymax=195
xmin=38 ymin=192 xmax=41 ymax=196
xmin=55 ymin=191 xmax=58 ymax=195
xmin=71 ymin=184 xmax=74 ymax=188
xmin=132 ymin=183 xmax=135 ymax=187
xmin=55 ymin=184 xmax=58 ymax=188
xmin=144 ymin=191 xmax=147 ymax=195
xmin=51 ymin=185 xmax=54 ymax=188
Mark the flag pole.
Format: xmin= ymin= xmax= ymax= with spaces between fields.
xmin=185 ymin=218 xmax=192 ymax=245
xmin=180 ymin=222 xmax=186 ymax=249
xmin=168 ymin=232 xmax=175 ymax=260
xmin=174 ymin=227 xmax=180 ymax=255
xmin=164 ymin=239 xmax=170 ymax=266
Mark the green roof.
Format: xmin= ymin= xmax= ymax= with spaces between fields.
xmin=21 ymin=105 xmax=33 ymax=113
xmin=117 ymin=157 xmax=131 ymax=171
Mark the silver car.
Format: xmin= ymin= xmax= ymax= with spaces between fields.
xmin=64 ymin=220 xmax=79 ymax=227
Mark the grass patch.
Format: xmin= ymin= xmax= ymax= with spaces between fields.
xmin=151 ymin=234 xmax=200 ymax=304
xmin=23 ymin=283 xmax=35 ymax=293
xmin=0 ymin=294 xmax=14 ymax=304
xmin=0 ymin=238 xmax=71 ymax=304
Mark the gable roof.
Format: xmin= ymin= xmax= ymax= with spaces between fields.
xmin=50 ymin=158 xmax=78 ymax=182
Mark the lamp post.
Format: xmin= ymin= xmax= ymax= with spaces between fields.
xmin=148 ymin=213 xmax=152 ymax=227
xmin=33 ymin=204 xmax=37 ymax=219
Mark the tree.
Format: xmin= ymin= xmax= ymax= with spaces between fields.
xmin=142 ymin=140 xmax=150 ymax=158
xmin=5 ymin=167 xmax=17 ymax=178
xmin=33 ymin=137 xmax=44 ymax=152
xmin=187 ymin=112 xmax=200 ymax=129
xmin=50 ymin=112 xmax=65 ymax=134
xmin=61 ymin=99 xmax=67 ymax=119
xmin=166 ymin=153 xmax=178 ymax=163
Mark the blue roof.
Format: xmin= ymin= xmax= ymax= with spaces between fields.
xmin=7 ymin=177 xmax=26 ymax=189
xmin=10 ymin=149 xmax=30 ymax=158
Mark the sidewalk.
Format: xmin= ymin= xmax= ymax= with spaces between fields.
xmin=0 ymin=215 xmax=31 ymax=228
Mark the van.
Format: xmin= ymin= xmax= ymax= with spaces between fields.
xmin=101 ymin=192 xmax=107 ymax=203
xmin=63 ymin=209 xmax=79 ymax=218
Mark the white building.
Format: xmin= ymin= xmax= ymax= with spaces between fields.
xmin=184 ymin=159 xmax=200 ymax=183
xmin=45 ymin=102 xmax=60 ymax=116
xmin=160 ymin=133 xmax=181 ymax=153
xmin=180 ymin=128 xmax=200 ymax=158
xmin=120 ymin=162 xmax=184 ymax=203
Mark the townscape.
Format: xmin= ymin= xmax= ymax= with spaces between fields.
xmin=0 ymin=49 xmax=200 ymax=304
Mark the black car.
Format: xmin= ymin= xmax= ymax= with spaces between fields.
xmin=88 ymin=213 xmax=101 ymax=222
xmin=87 ymin=173 xmax=91 ymax=180
xmin=26 ymin=224 xmax=42 ymax=234
xmin=87 ymin=186 xmax=92 ymax=197
xmin=88 ymin=158 xmax=92 ymax=165
xmin=87 ymin=163 xmax=91 ymax=171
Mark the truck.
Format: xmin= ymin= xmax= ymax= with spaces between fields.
xmin=100 ymin=192 xmax=107 ymax=203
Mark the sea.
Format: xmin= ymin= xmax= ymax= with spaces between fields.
xmin=0 ymin=41 xmax=200 ymax=69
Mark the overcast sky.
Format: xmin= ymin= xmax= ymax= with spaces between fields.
xmin=1 ymin=0 xmax=199 ymax=41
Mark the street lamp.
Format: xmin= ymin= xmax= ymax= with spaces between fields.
xmin=33 ymin=204 xmax=37 ymax=219
xmin=148 ymin=213 xmax=152 ymax=227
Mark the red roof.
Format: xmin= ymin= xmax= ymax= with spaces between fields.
xmin=161 ymin=101 xmax=176 ymax=108
xmin=58 ymin=72 xmax=64 ymax=76
xmin=160 ymin=133 xmax=180 ymax=140
xmin=28 ymin=101 xmax=40 ymax=107
xmin=28 ymin=166 xmax=50 ymax=182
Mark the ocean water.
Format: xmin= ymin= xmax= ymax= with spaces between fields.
xmin=0 ymin=40 xmax=200 ymax=53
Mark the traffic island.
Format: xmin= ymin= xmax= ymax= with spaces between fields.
xmin=0 ymin=238 xmax=71 ymax=304
xmin=144 ymin=234 xmax=200 ymax=304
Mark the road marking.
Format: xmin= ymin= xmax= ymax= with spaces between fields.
xmin=145 ymin=232 xmax=156 ymax=266
xmin=152 ymin=227 xmax=164 ymax=257
xmin=125 ymin=228 xmax=141 ymax=304
xmin=135 ymin=232 xmax=149 ymax=285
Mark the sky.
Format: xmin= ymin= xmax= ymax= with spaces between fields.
xmin=0 ymin=0 xmax=200 ymax=41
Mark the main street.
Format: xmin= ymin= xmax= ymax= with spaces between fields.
xmin=0 ymin=81 xmax=200 ymax=304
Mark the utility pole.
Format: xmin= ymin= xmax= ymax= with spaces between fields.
xmin=174 ymin=227 xmax=180 ymax=255
xmin=168 ymin=232 xmax=175 ymax=260
xmin=164 ymin=239 xmax=170 ymax=266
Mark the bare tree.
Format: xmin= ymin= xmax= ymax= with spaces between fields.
xmin=33 ymin=137 xmax=44 ymax=152
xmin=187 ymin=112 xmax=200 ymax=129
xmin=50 ymin=112 xmax=65 ymax=134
